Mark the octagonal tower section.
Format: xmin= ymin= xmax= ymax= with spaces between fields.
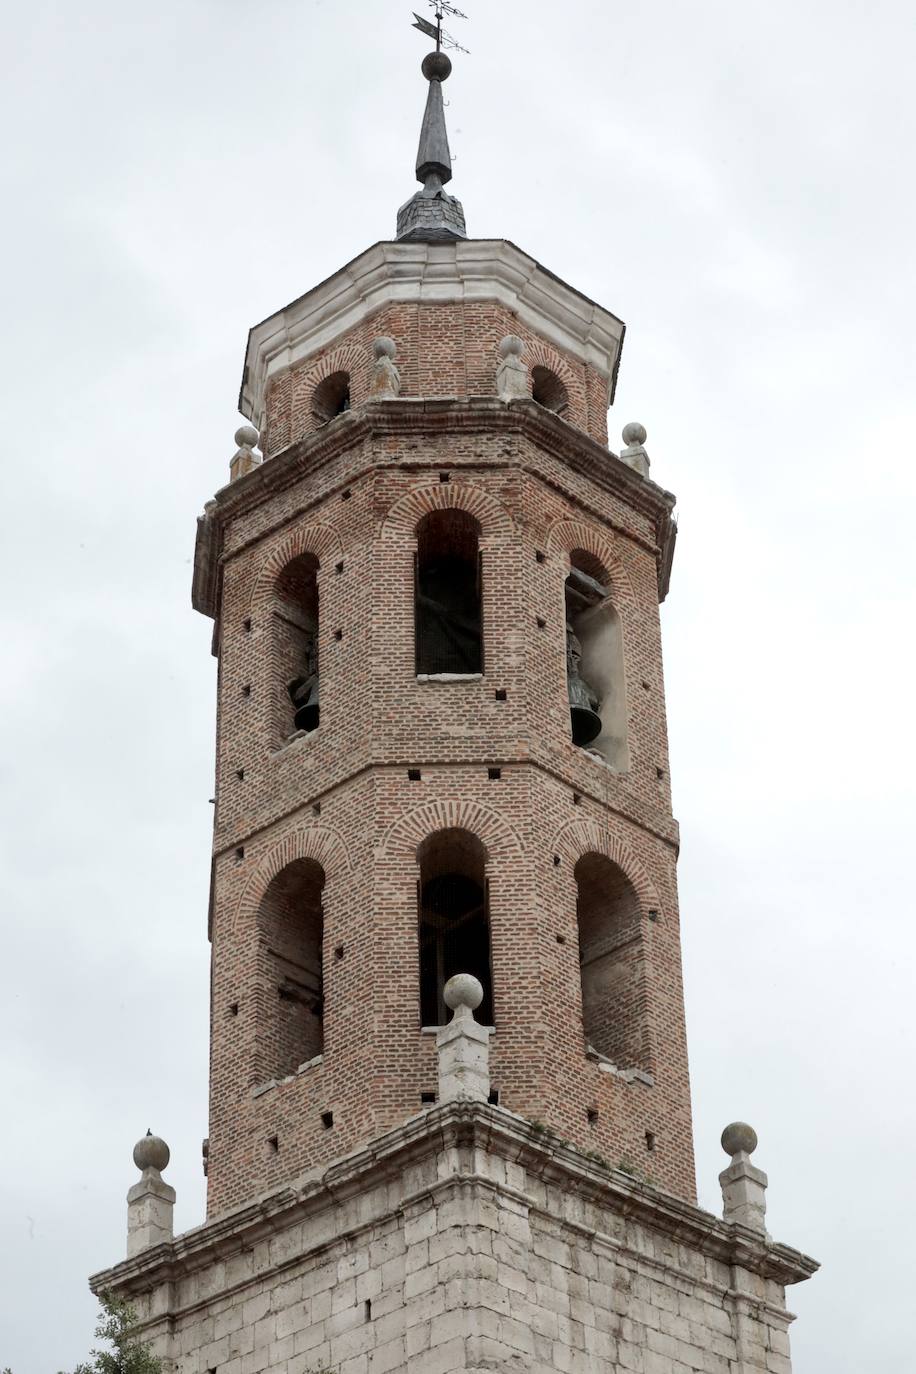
xmin=193 ymin=237 xmax=691 ymax=1218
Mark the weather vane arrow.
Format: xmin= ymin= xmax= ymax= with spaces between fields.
xmin=412 ymin=13 xmax=440 ymax=42
xmin=412 ymin=2 xmax=469 ymax=55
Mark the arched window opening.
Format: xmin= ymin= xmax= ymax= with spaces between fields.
xmin=415 ymin=510 xmax=482 ymax=676
xmin=312 ymin=371 xmax=351 ymax=425
xmin=274 ymin=553 xmax=319 ymax=739
xmin=418 ymin=829 xmax=493 ymax=1026
xmin=564 ymin=549 xmax=629 ymax=770
xmin=575 ymin=853 xmax=646 ymax=1069
xmin=258 ymin=858 xmax=325 ymax=1079
xmin=531 ymin=365 xmax=568 ymax=415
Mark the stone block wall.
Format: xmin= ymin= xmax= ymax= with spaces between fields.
xmin=95 ymin=1108 xmax=814 ymax=1374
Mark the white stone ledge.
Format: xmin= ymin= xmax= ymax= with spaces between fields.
xmin=587 ymin=1048 xmax=655 ymax=1086
xmin=415 ymin=673 xmax=484 ymax=683
xmin=91 ymin=1101 xmax=818 ymax=1305
xmin=271 ymin=726 xmax=318 ymax=755
xmin=251 ymin=1054 xmax=323 ymax=1098
xmin=240 ymin=239 xmax=627 ymax=423
xmin=421 ymin=1025 xmax=494 ymax=1034
xmin=597 ymin=1063 xmax=654 ymax=1086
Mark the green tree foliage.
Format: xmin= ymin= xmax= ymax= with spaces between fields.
xmin=65 ymin=1293 xmax=162 ymax=1374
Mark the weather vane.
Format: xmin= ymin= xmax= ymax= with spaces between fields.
xmin=412 ymin=1 xmax=470 ymax=55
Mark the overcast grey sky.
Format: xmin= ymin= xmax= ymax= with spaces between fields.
xmin=1 ymin=1 xmax=914 ymax=1369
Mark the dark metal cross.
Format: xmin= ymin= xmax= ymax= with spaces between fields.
xmin=412 ymin=1 xmax=469 ymax=55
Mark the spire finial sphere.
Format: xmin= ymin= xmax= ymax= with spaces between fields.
xmin=622 ymin=421 xmax=647 ymax=448
xmin=422 ymin=51 xmax=452 ymax=81
xmin=721 ymin=1122 xmax=758 ymax=1158
xmin=498 ymin=335 xmax=525 ymax=359
xmin=443 ymin=973 xmax=484 ymax=1012
xmin=133 ymin=1131 xmax=170 ymax=1173
xmin=235 ymin=425 xmax=259 ymax=450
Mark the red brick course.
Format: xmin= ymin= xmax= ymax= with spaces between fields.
xmin=261 ymin=301 xmax=609 ymax=456
xmin=198 ymin=320 xmax=691 ymax=1217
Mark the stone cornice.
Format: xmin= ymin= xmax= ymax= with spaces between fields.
xmin=91 ymin=1103 xmax=818 ymax=1301
xmin=239 ymin=239 xmax=626 ymax=423
xmin=192 ymin=398 xmax=677 ymax=622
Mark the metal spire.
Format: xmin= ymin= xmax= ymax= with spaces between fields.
xmin=397 ymin=5 xmax=468 ymax=242
xmin=416 ymin=51 xmax=454 ymax=193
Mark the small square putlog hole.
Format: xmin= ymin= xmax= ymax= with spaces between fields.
xmin=321 ymin=1111 xmax=334 ymax=1130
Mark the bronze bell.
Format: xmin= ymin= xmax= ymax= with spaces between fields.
xmin=566 ymin=622 xmax=602 ymax=747
xmin=288 ymin=673 xmax=319 ymax=733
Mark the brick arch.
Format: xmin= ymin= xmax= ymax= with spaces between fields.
xmin=378 ymin=482 xmax=515 ymax=544
xmin=294 ymin=343 xmax=366 ymax=403
xmin=524 ymin=339 xmax=587 ymax=426
xmin=549 ymin=817 xmax=660 ymax=914
xmin=524 ymin=340 xmax=578 ymax=397
xmin=231 ymin=823 xmax=352 ymax=939
xmin=249 ymin=522 xmax=344 ymax=615
xmin=380 ymin=798 xmax=523 ymax=865
xmin=543 ymin=518 xmax=636 ymax=610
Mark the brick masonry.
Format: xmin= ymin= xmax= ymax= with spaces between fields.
xmin=197 ymin=360 xmax=689 ymax=1214
xmin=260 ymin=301 xmax=611 ymax=456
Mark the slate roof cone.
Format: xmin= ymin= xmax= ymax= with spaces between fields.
xmin=397 ymin=51 xmax=467 ymax=241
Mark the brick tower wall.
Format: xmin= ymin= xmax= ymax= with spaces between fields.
xmin=258 ymin=300 xmax=612 ymax=458
xmin=204 ymin=373 xmax=692 ymax=1215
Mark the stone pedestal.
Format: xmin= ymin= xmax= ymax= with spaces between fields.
xmin=719 ymin=1122 xmax=769 ymax=1236
xmin=436 ymin=972 xmax=491 ymax=1104
xmin=126 ymin=1173 xmax=176 ymax=1258
xmin=126 ymin=1132 xmax=175 ymax=1258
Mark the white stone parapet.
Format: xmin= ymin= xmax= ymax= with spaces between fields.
xmin=436 ymin=973 xmax=491 ymax=1104
xmin=127 ymin=1132 xmax=175 ymax=1258
xmin=93 ymin=1104 xmax=817 ymax=1374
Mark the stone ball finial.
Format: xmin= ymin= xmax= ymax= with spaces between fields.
xmin=622 ymin=421 xmax=647 ymax=448
xmin=235 ymin=425 xmax=259 ymax=450
xmin=498 ymin=335 xmax=525 ymax=360
xmin=422 ymin=51 xmax=452 ymax=82
xmin=373 ymin=336 xmax=397 ymax=361
xmin=443 ymin=973 xmax=484 ymax=1013
xmin=721 ymin=1122 xmax=758 ymax=1158
xmin=133 ymin=1130 xmax=170 ymax=1174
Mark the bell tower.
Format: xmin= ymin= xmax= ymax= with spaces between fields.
xmin=92 ymin=32 xmax=818 ymax=1374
